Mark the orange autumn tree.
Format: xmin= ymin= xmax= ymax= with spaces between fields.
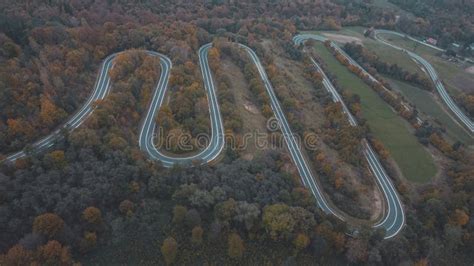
xmin=82 ymin=206 xmax=102 ymax=225
xmin=450 ymin=209 xmax=469 ymax=226
xmin=161 ymin=237 xmax=178 ymax=265
xmin=36 ymin=240 xmax=73 ymax=265
xmin=39 ymin=95 xmax=67 ymax=128
xmin=33 ymin=213 xmax=65 ymax=238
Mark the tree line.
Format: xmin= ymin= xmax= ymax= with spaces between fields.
xmin=343 ymin=42 xmax=434 ymax=92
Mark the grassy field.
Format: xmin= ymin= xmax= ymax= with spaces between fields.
xmin=385 ymin=77 xmax=473 ymax=145
xmin=371 ymin=0 xmax=414 ymax=17
xmin=312 ymin=43 xmax=437 ymax=183
xmin=306 ymin=28 xmax=425 ymax=75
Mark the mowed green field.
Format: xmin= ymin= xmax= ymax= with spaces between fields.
xmin=312 ymin=43 xmax=437 ymax=183
xmin=306 ymin=28 xmax=425 ymax=75
xmin=386 ymin=77 xmax=474 ymax=145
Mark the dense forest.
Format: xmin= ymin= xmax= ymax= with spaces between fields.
xmin=389 ymin=0 xmax=474 ymax=49
xmin=0 ymin=0 xmax=473 ymax=265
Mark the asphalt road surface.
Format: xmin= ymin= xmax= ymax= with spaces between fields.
xmin=238 ymin=43 xmax=345 ymax=221
xmin=3 ymin=46 xmax=226 ymax=167
xmin=138 ymin=44 xmax=225 ymax=167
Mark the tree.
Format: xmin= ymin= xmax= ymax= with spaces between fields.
xmin=185 ymin=209 xmax=201 ymax=228
xmin=82 ymin=207 xmax=102 ymax=225
xmin=36 ymin=240 xmax=73 ymax=265
xmin=450 ymin=209 xmax=469 ymax=226
xmin=161 ymin=237 xmax=178 ymax=265
xmin=79 ymin=231 xmax=97 ymax=253
xmin=189 ymin=189 xmax=215 ymax=209
xmin=119 ymin=200 xmax=135 ymax=216
xmin=371 ymin=139 xmax=389 ymax=160
xmin=45 ymin=150 xmax=67 ymax=169
xmin=1 ymin=245 xmax=32 ymax=265
xmin=345 ymin=239 xmax=368 ymax=263
xmin=228 ymin=233 xmax=245 ymax=259
xmin=33 ymin=213 xmax=65 ymax=238
xmin=172 ymin=205 xmax=187 ymax=225
xmin=214 ymin=198 xmax=237 ymax=224
xmin=293 ymin=233 xmax=310 ymax=251
xmin=39 ymin=96 xmax=67 ymax=128
xmin=234 ymin=201 xmax=261 ymax=230
xmin=191 ymin=226 xmax=203 ymax=245
xmin=262 ymin=204 xmax=315 ymax=240
xmin=262 ymin=204 xmax=294 ymax=240
xmin=443 ymin=224 xmax=463 ymax=251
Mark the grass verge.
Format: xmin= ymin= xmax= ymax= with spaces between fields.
xmin=386 ymin=77 xmax=473 ymax=145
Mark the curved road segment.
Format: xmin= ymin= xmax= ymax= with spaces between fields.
xmin=294 ymin=34 xmax=405 ymax=239
xmin=374 ymin=29 xmax=474 ymax=133
xmin=139 ymin=44 xmax=225 ymax=167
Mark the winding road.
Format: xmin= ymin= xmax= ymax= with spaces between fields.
xmin=3 ymin=40 xmax=406 ymax=239
xmin=139 ymin=44 xmax=225 ymax=167
xmin=3 ymin=48 xmax=226 ymax=166
xmin=294 ymin=34 xmax=405 ymax=239
xmin=374 ymin=29 xmax=474 ymax=133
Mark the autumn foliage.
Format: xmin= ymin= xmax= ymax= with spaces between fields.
xmin=227 ymin=233 xmax=245 ymax=259
xmin=161 ymin=237 xmax=178 ymax=265
xmin=32 ymin=213 xmax=65 ymax=238
xmin=82 ymin=207 xmax=102 ymax=225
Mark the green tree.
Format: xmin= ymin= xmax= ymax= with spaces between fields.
xmin=262 ymin=204 xmax=294 ymax=240
xmin=293 ymin=233 xmax=310 ymax=251
xmin=172 ymin=205 xmax=187 ymax=225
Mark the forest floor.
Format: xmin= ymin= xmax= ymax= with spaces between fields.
xmin=311 ymin=42 xmax=437 ymax=183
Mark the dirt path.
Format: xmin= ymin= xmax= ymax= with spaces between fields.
xmin=322 ymin=33 xmax=363 ymax=45
xmin=466 ymin=66 xmax=474 ymax=74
